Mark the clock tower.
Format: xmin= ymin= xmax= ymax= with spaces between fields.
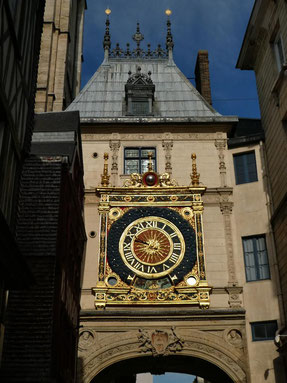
xmin=67 ymin=8 xmax=280 ymax=383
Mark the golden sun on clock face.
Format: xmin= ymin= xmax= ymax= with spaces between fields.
xmin=119 ymin=216 xmax=185 ymax=279
xmin=132 ymin=229 xmax=172 ymax=264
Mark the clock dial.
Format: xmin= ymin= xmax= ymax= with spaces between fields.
xmin=119 ymin=217 xmax=185 ymax=278
xmin=133 ymin=228 xmax=171 ymax=264
xmin=107 ymin=207 xmax=196 ymax=286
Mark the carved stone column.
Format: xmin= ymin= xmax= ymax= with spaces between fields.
xmin=162 ymin=139 xmax=173 ymax=175
xmin=215 ymin=139 xmax=227 ymax=187
xmin=219 ymin=196 xmax=242 ymax=308
xmin=109 ymin=139 xmax=121 ymax=186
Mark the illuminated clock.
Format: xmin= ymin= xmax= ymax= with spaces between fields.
xmin=107 ymin=207 xmax=196 ymax=285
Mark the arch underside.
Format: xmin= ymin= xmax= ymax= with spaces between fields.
xmin=90 ymin=355 xmax=234 ymax=383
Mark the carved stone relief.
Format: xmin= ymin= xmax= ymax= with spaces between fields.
xmin=215 ymin=139 xmax=227 ymax=187
xmin=219 ymin=193 xmax=239 ymax=295
xmin=78 ymin=328 xmax=247 ymax=383
xmin=162 ymin=140 xmax=173 ymax=175
xmin=225 ymin=286 xmax=243 ymax=309
xmin=109 ymin=140 xmax=121 ymax=185
xmin=79 ymin=329 xmax=96 ymax=351
xmin=138 ymin=327 xmax=184 ymax=356
xmin=226 ymin=329 xmax=243 ymax=347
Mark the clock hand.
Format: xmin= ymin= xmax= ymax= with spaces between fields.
xmin=135 ymin=238 xmax=149 ymax=245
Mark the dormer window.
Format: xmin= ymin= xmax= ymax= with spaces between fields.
xmin=125 ymin=67 xmax=155 ymax=116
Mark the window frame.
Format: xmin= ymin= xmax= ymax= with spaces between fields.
xmin=274 ymin=33 xmax=286 ymax=72
xmin=233 ymin=150 xmax=258 ymax=185
xmin=124 ymin=147 xmax=157 ymax=175
xmin=251 ymin=320 xmax=278 ymax=342
xmin=242 ymin=235 xmax=270 ymax=282
xmin=131 ymin=99 xmax=150 ymax=115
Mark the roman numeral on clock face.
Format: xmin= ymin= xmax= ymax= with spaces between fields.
xmin=169 ymin=253 xmax=180 ymax=264
xmin=123 ymin=242 xmax=131 ymax=251
xmin=173 ymin=242 xmax=181 ymax=250
xmin=124 ymin=252 xmax=134 ymax=261
xmin=147 ymin=265 xmax=157 ymax=273
xmin=133 ymin=261 xmax=144 ymax=271
xmin=146 ymin=220 xmax=158 ymax=228
xmin=133 ymin=222 xmax=145 ymax=233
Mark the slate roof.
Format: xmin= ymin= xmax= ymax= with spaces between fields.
xmin=67 ymin=57 xmax=222 ymax=119
xmin=228 ymin=118 xmax=264 ymax=148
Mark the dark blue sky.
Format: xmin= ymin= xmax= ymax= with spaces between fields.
xmin=81 ymin=0 xmax=260 ymax=118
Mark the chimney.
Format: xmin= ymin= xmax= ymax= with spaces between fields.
xmin=195 ymin=50 xmax=212 ymax=105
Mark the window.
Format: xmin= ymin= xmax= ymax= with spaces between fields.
xmin=233 ymin=151 xmax=258 ymax=184
xmin=251 ymin=321 xmax=277 ymax=341
xmin=125 ymin=67 xmax=155 ymax=116
xmin=274 ymin=34 xmax=286 ymax=71
xmin=242 ymin=235 xmax=270 ymax=282
xmin=124 ymin=147 xmax=156 ymax=174
xmin=131 ymin=100 xmax=149 ymax=115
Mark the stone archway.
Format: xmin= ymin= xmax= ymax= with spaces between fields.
xmin=77 ymin=328 xmax=248 ymax=383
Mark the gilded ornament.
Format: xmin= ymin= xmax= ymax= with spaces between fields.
xmin=93 ymin=153 xmax=210 ymax=308
xmin=190 ymin=153 xmax=200 ymax=186
xmin=101 ymin=153 xmax=110 ymax=187
xmin=109 ymin=207 xmax=122 ymax=221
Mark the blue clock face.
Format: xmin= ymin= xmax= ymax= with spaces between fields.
xmin=107 ymin=207 xmax=196 ymax=286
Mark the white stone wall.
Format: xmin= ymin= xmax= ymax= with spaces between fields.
xmin=80 ymin=126 xmax=280 ymax=382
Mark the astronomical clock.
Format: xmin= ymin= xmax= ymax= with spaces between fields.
xmin=92 ymin=153 xmax=211 ymax=308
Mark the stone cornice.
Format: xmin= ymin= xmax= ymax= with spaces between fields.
xmin=80 ymin=116 xmax=238 ymax=127
xmin=80 ymin=308 xmax=245 ymax=320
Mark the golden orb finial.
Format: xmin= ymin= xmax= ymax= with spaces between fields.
xmin=165 ymin=9 xmax=172 ymax=16
xmin=105 ymin=7 xmax=111 ymax=16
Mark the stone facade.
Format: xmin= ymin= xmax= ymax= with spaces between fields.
xmin=35 ymin=0 xmax=86 ymax=112
xmin=237 ymin=0 xmax=287 ymax=376
xmin=77 ymin=121 xmax=280 ymax=382
xmin=70 ymin=13 xmax=281 ymax=383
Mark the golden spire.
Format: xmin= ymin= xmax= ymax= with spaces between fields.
xmin=191 ymin=153 xmax=200 ymax=186
xmin=101 ymin=153 xmax=110 ymax=187
xmin=148 ymin=151 xmax=153 ymax=171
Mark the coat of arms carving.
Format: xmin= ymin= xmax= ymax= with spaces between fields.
xmin=138 ymin=327 xmax=184 ymax=356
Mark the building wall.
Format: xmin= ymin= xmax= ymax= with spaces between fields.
xmin=227 ymin=143 xmax=280 ymax=381
xmin=252 ymin=0 xmax=287 ymax=327
xmin=0 ymin=149 xmax=86 ymax=382
xmin=0 ymin=0 xmax=45 ymax=230
xmin=35 ymin=0 xmax=86 ymax=112
xmin=0 ymin=0 xmax=45 ymax=365
xmin=237 ymin=0 xmax=287 ymax=362
xmin=80 ymin=124 xmax=280 ymax=382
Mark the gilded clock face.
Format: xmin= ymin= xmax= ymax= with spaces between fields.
xmin=119 ymin=216 xmax=185 ymax=279
xmin=107 ymin=207 xmax=196 ymax=286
